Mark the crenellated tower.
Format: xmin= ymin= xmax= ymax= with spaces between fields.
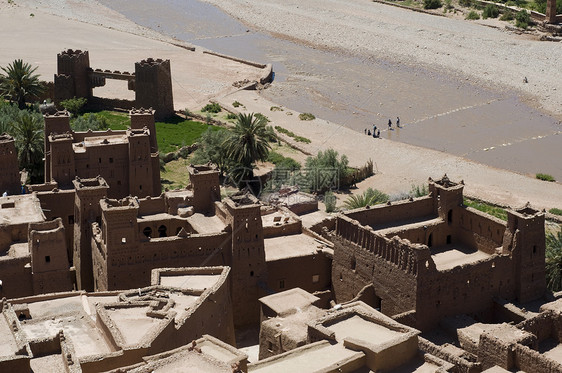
xmin=44 ymin=111 xmax=72 ymax=183
xmin=29 ymin=218 xmax=73 ymax=294
xmin=73 ymin=177 xmax=109 ymax=291
xmin=188 ymin=164 xmax=221 ymax=214
xmin=54 ymin=49 xmax=91 ymax=102
xmin=0 ymin=134 xmax=20 ymax=195
xmin=222 ymin=193 xmax=267 ymax=326
xmin=95 ymin=196 xmax=140 ymax=291
xmin=127 ymin=128 xmax=155 ymax=198
xmin=502 ymin=204 xmax=546 ymax=303
xmin=135 ymin=58 xmax=174 ymax=120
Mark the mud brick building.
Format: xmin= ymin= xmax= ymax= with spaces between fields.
xmin=330 ymin=175 xmax=546 ymax=331
xmin=0 ymin=194 xmax=73 ymax=299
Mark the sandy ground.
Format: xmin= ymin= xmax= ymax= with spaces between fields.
xmin=1 ymin=0 xmax=561 ymax=210
xmin=0 ymin=0 xmax=265 ymax=109
xmin=219 ymin=90 xmax=562 ymax=210
xmin=202 ymin=0 xmax=562 ymax=119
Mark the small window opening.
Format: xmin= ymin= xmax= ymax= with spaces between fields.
xmin=250 ymin=271 xmax=254 ymax=277
xmin=446 ymin=235 xmax=452 ymax=244
xmin=45 ymin=256 xmax=50 ymax=263
xmin=279 ymin=280 xmax=285 ymax=289
xmin=158 ymin=225 xmax=167 ymax=237
xmin=143 ymin=227 xmax=152 ymax=238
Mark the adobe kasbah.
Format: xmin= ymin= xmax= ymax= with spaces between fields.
xmin=1 ymin=0 xmax=562 ymax=371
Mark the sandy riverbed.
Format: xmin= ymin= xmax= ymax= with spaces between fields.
xmin=1 ymin=0 xmax=561 ymax=210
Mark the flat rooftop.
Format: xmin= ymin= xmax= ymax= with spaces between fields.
xmin=22 ymin=315 xmax=112 ymax=358
xmin=259 ymin=288 xmax=319 ymax=316
xmin=327 ymin=314 xmax=403 ymax=346
xmin=431 ymin=244 xmax=491 ymax=271
xmin=0 ymin=242 xmax=29 ymax=259
xmin=264 ymin=233 xmax=324 ymax=261
xmin=0 ymin=194 xmax=44 ymax=226
xmin=187 ymin=213 xmax=226 ymax=234
xmin=105 ymin=305 xmax=165 ymax=347
xmin=159 ymin=274 xmax=221 ymax=290
xmin=73 ymin=133 xmax=128 ymax=150
xmin=261 ymin=212 xmax=297 ymax=228
xmin=249 ymin=342 xmax=364 ymax=373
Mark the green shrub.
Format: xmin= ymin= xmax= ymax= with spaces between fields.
xmin=344 ymin=188 xmax=389 ymax=209
xmin=274 ymin=126 xmax=311 ymax=143
xmin=463 ymin=198 xmax=507 ymax=221
xmin=500 ymin=10 xmax=514 ymax=20
xmin=184 ymin=108 xmax=192 ymax=118
xmin=232 ymin=101 xmax=242 ymax=108
xmin=424 ymin=0 xmax=442 ymax=9
xmin=482 ymin=4 xmax=499 ymax=18
xmin=270 ymin=106 xmax=283 ymax=111
xmin=409 ymin=184 xmax=429 ymax=198
xmin=444 ymin=0 xmax=453 ymax=9
xmin=465 ymin=10 xmax=480 ymax=19
xmin=226 ymin=113 xmax=237 ymax=120
xmin=201 ymin=102 xmax=221 ymax=113
xmin=324 ymin=191 xmax=337 ymax=213
xmin=549 ymin=208 xmax=562 ymax=216
xmin=536 ymin=173 xmax=556 ymax=182
xmin=459 ymin=0 xmax=472 ymax=7
xmin=254 ymin=113 xmax=270 ymax=122
xmin=304 ymin=149 xmax=349 ymax=193
xmin=71 ymin=113 xmax=108 ymax=132
xmin=294 ymin=136 xmax=311 ymax=144
xmin=299 ymin=113 xmax=315 ymax=121
xmin=60 ymin=97 xmax=87 ymax=117
xmin=515 ymin=10 xmax=530 ymax=28
xmin=267 ymin=151 xmax=301 ymax=170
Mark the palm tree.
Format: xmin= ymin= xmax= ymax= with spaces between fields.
xmin=13 ymin=111 xmax=44 ymax=182
xmin=343 ymin=187 xmax=389 ymax=210
xmin=224 ymin=113 xmax=271 ymax=172
xmin=546 ymin=230 xmax=562 ymax=292
xmin=0 ymin=59 xmax=44 ymax=109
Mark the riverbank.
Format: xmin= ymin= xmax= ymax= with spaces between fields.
xmin=1 ymin=0 xmax=561 ymax=210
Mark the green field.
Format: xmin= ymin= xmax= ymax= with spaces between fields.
xmin=91 ymin=111 xmax=224 ymax=153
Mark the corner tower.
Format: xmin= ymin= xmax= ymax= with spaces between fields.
xmin=222 ymin=193 xmax=267 ymax=326
xmin=502 ymin=204 xmax=546 ymax=303
xmin=134 ymin=58 xmax=174 ymax=120
xmin=73 ymin=176 xmax=109 ymax=291
xmin=0 ymin=134 xmax=20 ymax=195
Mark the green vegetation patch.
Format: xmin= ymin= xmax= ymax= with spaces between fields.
xmin=299 ymin=112 xmax=315 ymax=121
xmin=536 ymin=173 xmax=556 ymax=182
xmin=155 ymin=115 xmax=223 ymax=153
xmin=232 ymin=101 xmax=243 ymax=108
xmin=94 ymin=110 xmax=129 ymax=130
xmin=515 ymin=10 xmax=530 ymax=28
xmin=201 ymin=102 xmax=221 ymax=113
xmin=424 ymin=0 xmax=442 ymax=9
xmin=160 ymin=158 xmax=191 ymax=190
xmin=482 ymin=4 xmax=499 ymax=18
xmin=550 ymin=208 xmax=562 ymax=216
xmin=274 ymin=126 xmax=311 ymax=143
xmin=463 ymin=198 xmax=507 ymax=221
xmin=267 ymin=151 xmax=301 ymax=170
xmin=465 ymin=10 xmax=480 ymax=19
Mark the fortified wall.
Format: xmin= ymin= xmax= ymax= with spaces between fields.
xmin=54 ymin=49 xmax=174 ymax=120
xmin=331 ymin=175 xmax=546 ymax=331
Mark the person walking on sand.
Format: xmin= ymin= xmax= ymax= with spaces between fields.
xmin=396 ymin=117 xmax=400 ymax=128
xmin=388 ymin=119 xmax=392 ymax=130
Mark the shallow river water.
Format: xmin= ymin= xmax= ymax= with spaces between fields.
xmin=100 ymin=0 xmax=561 ymax=181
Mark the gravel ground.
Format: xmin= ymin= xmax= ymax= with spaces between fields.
xmin=202 ymin=0 xmax=562 ymax=119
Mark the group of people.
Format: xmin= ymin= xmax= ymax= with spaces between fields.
xmin=365 ymin=116 xmax=400 ymax=138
